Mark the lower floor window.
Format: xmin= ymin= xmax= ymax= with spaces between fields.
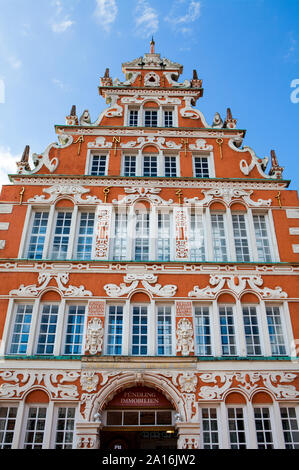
xmin=54 ymin=407 xmax=76 ymax=449
xmin=23 ymin=406 xmax=47 ymax=449
xmin=0 ymin=407 xmax=17 ymax=449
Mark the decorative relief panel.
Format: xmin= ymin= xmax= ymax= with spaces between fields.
xmin=184 ymin=187 xmax=272 ymax=207
xmin=104 ymin=274 xmax=177 ymax=298
xmin=94 ymin=206 xmax=112 ymax=259
xmin=112 ymin=187 xmax=173 ymax=206
xmin=176 ymin=318 xmax=194 ymax=357
xmin=28 ymin=184 xmax=103 ymax=204
xmin=0 ymin=370 xmax=79 ymax=399
xmin=85 ymin=318 xmax=104 ymax=355
xmin=10 ymin=271 xmax=92 ymax=298
xmin=188 ymin=274 xmax=287 ymax=300
xmin=174 ymin=207 xmax=189 ymax=260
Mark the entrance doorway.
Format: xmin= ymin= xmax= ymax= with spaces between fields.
xmin=100 ymin=386 xmax=178 ymax=450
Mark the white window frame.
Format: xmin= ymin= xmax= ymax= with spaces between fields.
xmin=105 ymin=303 xmax=124 ymax=356
xmin=0 ymin=404 xmax=19 ymax=449
xmin=51 ymin=405 xmax=78 ymax=449
xmin=211 ymin=212 xmax=229 ymax=262
xmin=241 ymin=304 xmax=263 ymax=357
xmin=85 ymin=150 xmax=109 ymax=176
xmin=21 ymin=404 xmax=49 ymax=449
xmin=265 ymin=303 xmax=289 ymax=356
xmin=73 ymin=209 xmax=96 ymax=261
xmin=253 ymin=405 xmax=275 ymax=449
xmin=226 ymin=405 xmax=249 ymax=449
xmin=122 ymin=154 xmax=137 ymax=177
xmin=130 ymin=304 xmax=149 ymax=356
xmin=200 ymin=406 xmax=221 ymax=449
xmin=61 ymin=303 xmax=87 ymax=356
xmin=34 ymin=302 xmax=60 ymax=356
xmin=143 ymin=108 xmax=159 ymax=128
xmin=219 ymin=304 xmax=238 ymax=356
xmin=24 ymin=209 xmax=50 ymax=260
xmin=155 ymin=303 xmax=175 ymax=356
xmin=279 ymin=405 xmax=299 ymax=449
xmin=7 ymin=302 xmax=34 ymax=355
xmin=193 ymin=304 xmax=213 ymax=356
xmin=231 ymin=212 xmax=251 ymax=262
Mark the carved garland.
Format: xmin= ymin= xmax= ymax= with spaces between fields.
xmin=104 ymin=274 xmax=177 ymax=298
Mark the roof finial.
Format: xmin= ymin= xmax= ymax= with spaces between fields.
xmin=150 ymin=36 xmax=155 ymax=54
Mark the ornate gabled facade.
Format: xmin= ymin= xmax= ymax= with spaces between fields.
xmin=0 ymin=40 xmax=299 ymax=450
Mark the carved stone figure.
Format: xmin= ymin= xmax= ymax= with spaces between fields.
xmin=212 ymin=112 xmax=224 ymax=128
xmin=176 ymin=318 xmax=194 ymax=356
xmin=85 ymin=318 xmax=104 ymax=355
xmin=80 ymin=109 xmax=91 ymax=126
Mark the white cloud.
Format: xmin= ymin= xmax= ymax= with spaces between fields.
xmin=8 ymin=56 xmax=22 ymax=69
xmin=94 ymin=0 xmax=118 ymax=32
xmin=165 ymin=0 xmax=201 ymax=32
xmin=0 ymin=147 xmax=20 ymax=190
xmin=135 ymin=0 xmax=159 ymax=38
xmin=51 ymin=19 xmax=74 ymax=33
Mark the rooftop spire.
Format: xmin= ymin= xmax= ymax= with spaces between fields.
xmin=150 ymin=36 xmax=155 ymax=54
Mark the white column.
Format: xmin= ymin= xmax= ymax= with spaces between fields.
xmin=247 ymin=208 xmax=259 ymax=261
xmin=211 ymin=300 xmax=222 ymax=357
xmin=122 ymin=299 xmax=130 ymax=355
xmin=235 ymin=299 xmax=247 ymax=357
xmin=268 ymin=210 xmax=280 ymax=262
xmin=246 ymin=402 xmax=258 ymax=449
xmin=43 ymin=204 xmax=55 ymax=258
xmin=205 ymin=207 xmax=214 ymax=262
xmin=54 ymin=298 xmax=66 ymax=356
xmin=219 ymin=402 xmax=230 ymax=448
xmin=67 ymin=204 xmax=78 ymax=259
xmin=13 ymin=400 xmax=26 ymax=448
xmin=148 ymin=301 xmax=156 ymax=356
xmin=226 ymin=206 xmax=235 ymax=261
xmin=27 ymin=298 xmax=40 ymax=355
xmin=43 ymin=401 xmax=55 ymax=449
xmin=127 ymin=205 xmax=135 ymax=260
xmin=150 ymin=205 xmax=157 ymax=261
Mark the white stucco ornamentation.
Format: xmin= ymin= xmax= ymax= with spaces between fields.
xmin=104 ymin=274 xmax=177 ymax=298
xmin=9 ymin=272 xmax=92 ymax=298
xmin=188 ymin=274 xmax=287 ymax=300
xmin=184 ymin=187 xmax=272 ymax=207
xmin=228 ymin=137 xmax=273 ymax=179
xmin=17 ymin=134 xmax=73 ymax=175
xmin=85 ymin=318 xmax=104 ymax=355
xmin=120 ymin=136 xmax=182 ymax=151
xmin=198 ymin=372 xmax=299 ymax=400
xmin=80 ymin=372 xmax=100 ymax=393
xmin=104 ymin=94 xmax=123 ymax=118
xmin=189 ymin=139 xmax=213 ymax=151
xmin=178 ymin=373 xmax=198 ymax=393
xmin=28 ymin=184 xmax=103 ymax=204
xmin=176 ymin=318 xmax=194 ymax=356
xmin=144 ymin=72 xmax=160 ymax=87
xmin=0 ymin=370 xmax=79 ymax=399
xmin=113 ymin=187 xmax=173 ymax=206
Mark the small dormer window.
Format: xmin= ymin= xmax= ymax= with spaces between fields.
xmin=144 ymin=72 xmax=160 ymax=87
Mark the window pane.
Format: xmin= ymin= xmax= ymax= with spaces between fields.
xmin=64 ymin=306 xmax=86 ymax=355
xmin=27 ymin=212 xmax=49 ymax=259
xmin=54 ymin=407 xmax=75 ymax=449
xmin=202 ymin=408 xmax=219 ymax=449
xmin=0 ymin=407 xmax=18 ymax=449
xmin=113 ymin=212 xmax=128 ymax=260
xmin=123 ymin=156 xmax=136 ymax=177
xmin=144 ymin=110 xmax=158 ymax=127
xmin=253 ymin=215 xmax=272 ymax=262
xmin=157 ymin=306 xmax=172 ymax=355
xmin=23 ymin=407 xmax=47 ymax=449
xmin=143 ymin=156 xmax=157 ymax=177
xmin=131 ymin=306 xmax=148 ymax=355
xmin=194 ymin=157 xmax=209 ymax=178
xmin=227 ymin=408 xmax=246 ymax=449
xmin=90 ymin=155 xmax=107 ymax=176
xmin=190 ymin=213 xmax=205 ymax=261
xmin=280 ymin=407 xmax=299 ymax=449
xmin=232 ymin=214 xmax=250 ymax=262
xmin=134 ymin=212 xmax=150 ymax=261
xmin=75 ymin=212 xmax=95 ymax=260
xmin=9 ymin=304 xmax=33 ymax=355
xmin=254 ymin=407 xmax=274 ymax=449
xmin=242 ymin=306 xmax=261 ymax=356
xmin=211 ymin=214 xmax=228 ymax=262
xmin=219 ymin=306 xmax=236 ymax=356
xmin=157 ymin=213 xmax=171 ymax=261
xmin=164 ymin=156 xmax=177 ymax=177
xmin=106 ymin=306 xmax=123 ymax=355
xmin=36 ymin=304 xmax=59 ymax=355
xmin=194 ymin=307 xmax=211 ymax=355
xmin=51 ymin=212 xmax=72 ymax=260
xmin=266 ymin=306 xmax=286 ymax=356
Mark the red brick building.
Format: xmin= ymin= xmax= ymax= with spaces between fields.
xmin=0 ymin=41 xmax=299 ymax=449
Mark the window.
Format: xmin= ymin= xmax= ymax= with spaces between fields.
xmin=131 ymin=305 xmax=148 ymax=355
xmin=194 ymin=157 xmax=209 ymax=178
xmin=143 ymin=155 xmax=158 ymax=177
xmin=227 ymin=407 xmax=247 ymax=449
xmin=280 ymin=407 xmax=299 ymax=449
xmin=106 ymin=305 xmax=123 ymax=355
xmin=128 ymin=110 xmax=138 ymax=127
xmin=232 ymin=214 xmax=250 ymax=262
xmin=90 ymin=155 xmax=107 ymax=176
xmin=75 ymin=212 xmax=95 ymax=260
xmin=189 ymin=212 xmax=205 ymax=262
xmin=201 ymin=408 xmax=219 ymax=449
xmin=194 ymin=306 xmax=212 ymax=356
xmin=144 ymin=110 xmax=158 ymax=127
xmin=266 ymin=306 xmax=286 ymax=356
xmin=51 ymin=212 xmax=72 ymax=260
xmin=253 ymin=215 xmax=272 ymax=262
xmin=219 ymin=306 xmax=236 ymax=356
xmin=54 ymin=407 xmax=76 ymax=449
xmin=135 ymin=212 xmax=150 ymax=261
xmin=9 ymin=304 xmax=33 ymax=355
xmin=23 ymin=406 xmax=47 ymax=449
xmin=211 ymin=214 xmax=228 ymax=262
xmin=26 ymin=211 xmax=49 ymax=259
xmin=164 ymin=156 xmax=177 ymax=177
xmin=0 ymin=407 xmax=17 ymax=449
xmin=63 ymin=305 xmax=86 ymax=355
xmin=123 ymin=155 xmax=136 ymax=177
xmin=242 ymin=306 xmax=261 ymax=356
xmin=157 ymin=213 xmax=171 ymax=261
xmin=36 ymin=304 xmax=59 ymax=355
xmin=254 ymin=407 xmax=274 ymax=449
xmin=156 ymin=305 xmax=173 ymax=355
xmin=113 ymin=212 xmax=128 ymax=261
xmin=164 ymin=110 xmax=173 ymax=128
xmin=106 ymin=410 xmax=173 ymax=427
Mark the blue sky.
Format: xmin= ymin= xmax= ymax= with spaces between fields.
xmin=0 ymin=0 xmax=298 ymax=189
